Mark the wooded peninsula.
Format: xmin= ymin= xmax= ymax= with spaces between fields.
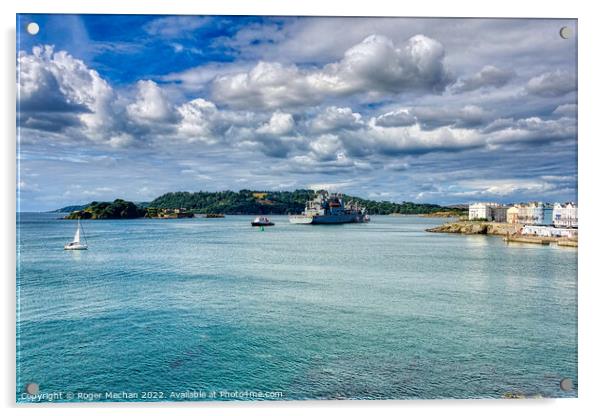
xmin=61 ymin=189 xmax=467 ymax=219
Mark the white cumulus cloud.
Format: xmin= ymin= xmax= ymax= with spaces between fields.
xmin=256 ymin=111 xmax=295 ymax=136
xmin=212 ymin=34 xmax=453 ymax=109
xmin=374 ymin=109 xmax=416 ymax=127
xmin=127 ymin=80 xmax=178 ymax=124
xmin=309 ymin=107 xmax=363 ymax=133
xmin=308 ymin=134 xmax=344 ymax=161
xmin=18 ymin=45 xmax=116 ymax=139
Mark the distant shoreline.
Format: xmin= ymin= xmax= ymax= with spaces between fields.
xmin=51 ymin=192 xmax=468 ymax=219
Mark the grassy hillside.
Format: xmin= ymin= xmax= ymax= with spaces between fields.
xmin=65 ymin=199 xmax=146 ymax=219
xmin=149 ymin=189 xmax=465 ymax=215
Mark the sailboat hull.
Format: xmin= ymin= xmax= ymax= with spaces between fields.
xmin=64 ymin=244 xmax=88 ymax=250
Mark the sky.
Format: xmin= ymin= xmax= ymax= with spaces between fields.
xmin=16 ymin=15 xmax=578 ymax=211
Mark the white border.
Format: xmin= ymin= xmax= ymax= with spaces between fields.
xmin=3 ymin=1 xmax=601 ymax=415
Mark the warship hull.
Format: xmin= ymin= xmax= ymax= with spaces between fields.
xmin=289 ymin=213 xmax=362 ymax=224
xmin=288 ymin=215 xmax=314 ymax=224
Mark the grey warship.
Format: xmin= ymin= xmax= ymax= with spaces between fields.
xmin=289 ymin=191 xmax=368 ymax=224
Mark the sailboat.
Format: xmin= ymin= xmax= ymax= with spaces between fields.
xmin=64 ymin=219 xmax=88 ymax=250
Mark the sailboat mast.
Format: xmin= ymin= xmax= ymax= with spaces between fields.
xmin=79 ymin=219 xmax=88 ymax=245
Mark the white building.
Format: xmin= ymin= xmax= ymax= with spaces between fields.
xmin=521 ymin=225 xmax=578 ymax=238
xmin=469 ymin=202 xmax=501 ymax=221
xmin=552 ymin=202 xmax=578 ymax=228
xmin=515 ymin=202 xmax=544 ymax=225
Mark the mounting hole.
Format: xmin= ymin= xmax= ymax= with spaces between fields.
xmin=26 ymin=22 xmax=40 ymax=36
xmin=559 ymin=26 xmax=571 ymax=39
xmin=25 ymin=383 xmax=39 ymax=395
xmin=560 ymin=377 xmax=573 ymax=391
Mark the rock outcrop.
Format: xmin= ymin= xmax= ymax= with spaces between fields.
xmin=426 ymin=221 xmax=522 ymax=236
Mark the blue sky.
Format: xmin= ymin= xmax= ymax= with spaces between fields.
xmin=17 ymin=15 xmax=577 ymax=211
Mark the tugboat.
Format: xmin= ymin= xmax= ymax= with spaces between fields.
xmin=251 ymin=216 xmax=274 ymax=226
xmin=289 ymin=191 xmax=368 ymax=224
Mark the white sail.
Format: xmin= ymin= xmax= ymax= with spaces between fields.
xmin=65 ymin=219 xmax=87 ymax=250
xmin=73 ymin=220 xmax=81 ymax=244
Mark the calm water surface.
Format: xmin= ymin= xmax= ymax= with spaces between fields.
xmin=16 ymin=213 xmax=577 ymax=401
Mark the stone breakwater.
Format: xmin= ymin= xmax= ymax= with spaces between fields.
xmin=425 ymin=221 xmax=521 ymax=236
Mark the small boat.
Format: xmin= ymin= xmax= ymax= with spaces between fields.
xmin=64 ymin=219 xmax=88 ymax=250
xmin=251 ymin=216 xmax=274 ymax=226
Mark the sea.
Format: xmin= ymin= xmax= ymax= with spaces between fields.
xmin=16 ymin=213 xmax=578 ymax=402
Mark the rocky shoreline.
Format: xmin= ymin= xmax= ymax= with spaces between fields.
xmin=426 ymin=221 xmax=521 ymax=236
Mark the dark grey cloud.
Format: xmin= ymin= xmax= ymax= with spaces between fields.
xmin=526 ymin=70 xmax=576 ymax=97
xmin=552 ymin=103 xmax=578 ymax=117
xmin=18 ymin=78 xmax=90 ymax=114
xmin=414 ymin=105 xmax=489 ymax=130
xmin=256 ymin=138 xmax=296 ymax=158
xmin=481 ymin=115 xmax=576 ymax=146
xmin=481 ymin=117 xmax=515 ymax=134
xmin=18 ymin=112 xmax=83 ymax=133
xmin=451 ymin=65 xmax=515 ymax=93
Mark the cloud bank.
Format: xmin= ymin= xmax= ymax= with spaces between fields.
xmin=16 ymin=16 xmax=578 ymax=211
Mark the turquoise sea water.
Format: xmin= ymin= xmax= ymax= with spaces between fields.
xmin=16 ymin=213 xmax=577 ymax=402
